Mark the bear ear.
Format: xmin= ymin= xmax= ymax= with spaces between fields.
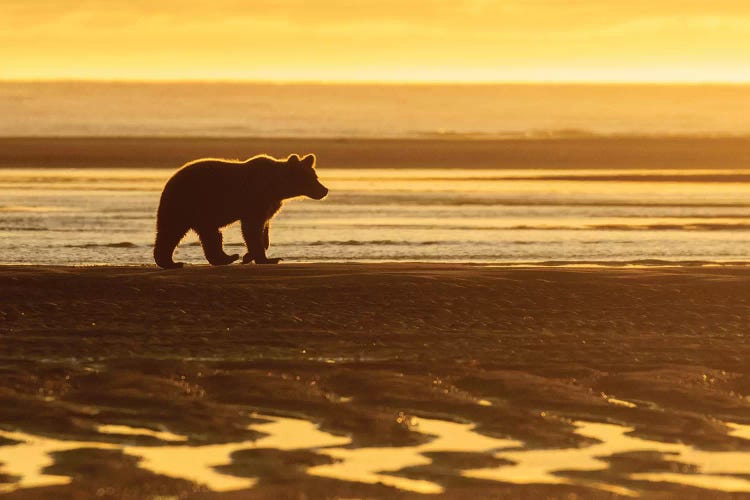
xmin=300 ymin=153 xmax=316 ymax=169
xmin=287 ymin=154 xmax=301 ymax=164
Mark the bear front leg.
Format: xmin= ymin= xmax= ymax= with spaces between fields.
xmin=196 ymin=226 xmax=239 ymax=266
xmin=241 ymin=218 xmax=281 ymax=264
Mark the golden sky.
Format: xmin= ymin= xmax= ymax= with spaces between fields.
xmin=2 ymin=0 xmax=750 ymax=82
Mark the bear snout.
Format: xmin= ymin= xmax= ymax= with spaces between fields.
xmin=309 ymin=183 xmax=329 ymax=200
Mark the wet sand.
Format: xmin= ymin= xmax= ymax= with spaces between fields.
xmin=1 ymin=136 xmax=750 ymax=169
xmin=3 ymin=263 xmax=750 ymax=498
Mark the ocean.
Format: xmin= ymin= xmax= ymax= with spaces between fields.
xmin=2 ymin=81 xmax=750 ymax=266
xmin=4 ymin=167 xmax=750 ymax=266
xmin=2 ymin=82 xmax=750 ymax=138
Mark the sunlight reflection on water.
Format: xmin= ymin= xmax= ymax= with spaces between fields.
xmin=5 ymin=411 xmax=750 ymax=495
xmin=308 ymin=417 xmax=520 ymax=494
xmin=6 ymin=168 xmax=750 ymax=264
xmin=0 ymin=415 xmax=348 ymax=493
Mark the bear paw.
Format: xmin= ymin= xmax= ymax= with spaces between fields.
xmin=159 ymin=261 xmax=185 ymax=270
xmin=209 ymin=253 xmax=239 ymax=266
xmin=255 ymin=257 xmax=282 ymax=265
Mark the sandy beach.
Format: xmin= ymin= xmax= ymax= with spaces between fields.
xmin=2 ymin=136 xmax=750 ymax=169
xmin=3 ymin=263 xmax=750 ymax=497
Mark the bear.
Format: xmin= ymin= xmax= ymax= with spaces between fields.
xmin=154 ymin=153 xmax=327 ymax=269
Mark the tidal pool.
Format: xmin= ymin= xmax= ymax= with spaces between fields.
xmin=3 ymin=412 xmax=750 ymax=495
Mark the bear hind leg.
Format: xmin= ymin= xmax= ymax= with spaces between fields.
xmin=197 ymin=226 xmax=239 ymax=266
xmin=154 ymin=224 xmax=189 ymax=269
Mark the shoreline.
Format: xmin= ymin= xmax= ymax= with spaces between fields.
xmin=3 ymin=259 xmax=750 ymax=268
xmin=2 ymin=136 xmax=750 ymax=169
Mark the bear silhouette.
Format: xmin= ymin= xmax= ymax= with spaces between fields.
xmin=154 ymin=153 xmax=327 ymax=269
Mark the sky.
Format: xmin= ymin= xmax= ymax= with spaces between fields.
xmin=2 ymin=0 xmax=750 ymax=83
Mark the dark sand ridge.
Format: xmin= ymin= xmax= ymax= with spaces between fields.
xmin=1 ymin=136 xmax=750 ymax=169
xmin=3 ymin=263 xmax=750 ymax=498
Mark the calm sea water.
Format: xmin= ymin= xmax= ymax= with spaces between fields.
xmin=1 ymin=82 xmax=749 ymax=138
xmin=3 ymin=82 xmax=749 ymax=265
xmin=3 ymin=168 xmax=750 ymax=266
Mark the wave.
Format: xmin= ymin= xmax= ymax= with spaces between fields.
xmin=413 ymin=129 xmax=750 ymax=141
xmin=306 ymin=239 xmax=444 ymax=246
xmin=5 ymin=131 xmax=749 ymax=142
xmin=280 ymin=222 xmax=750 ymax=232
xmin=509 ymin=223 xmax=750 ymax=231
xmin=580 ymin=223 xmax=750 ymax=231
xmin=0 ymin=226 xmax=46 ymax=231
xmin=274 ymin=256 xmax=750 ymax=266
xmin=0 ymin=205 xmax=69 ymax=213
xmin=474 ymin=173 xmax=750 ymax=183
xmin=186 ymin=240 xmax=448 ymax=248
xmin=63 ymin=242 xmax=139 ymax=248
xmin=521 ymin=259 xmax=749 ymax=267
xmin=321 ymin=173 xmax=750 ymax=184
xmin=327 ymin=196 xmax=750 ymax=208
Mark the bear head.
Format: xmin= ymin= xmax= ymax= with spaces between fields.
xmin=283 ymin=154 xmax=329 ymax=200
